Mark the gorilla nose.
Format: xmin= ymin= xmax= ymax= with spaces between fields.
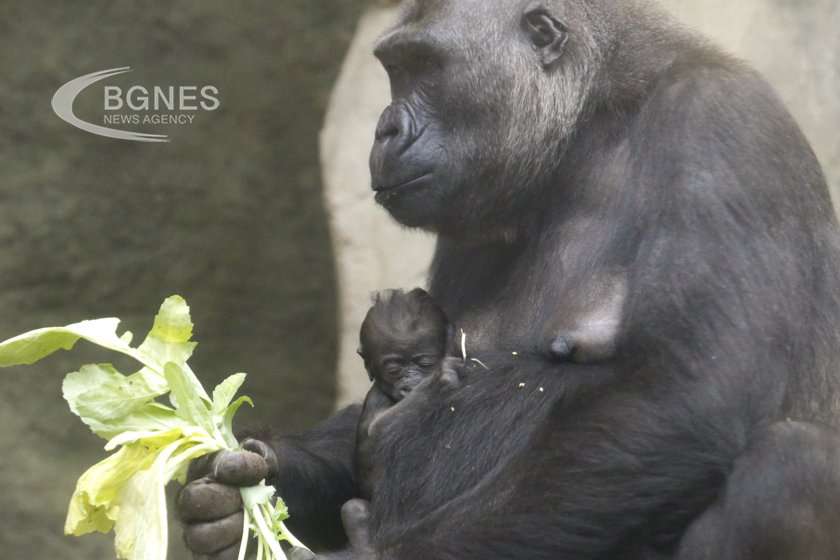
xmin=374 ymin=111 xmax=399 ymax=141
xmin=373 ymin=103 xmax=416 ymax=153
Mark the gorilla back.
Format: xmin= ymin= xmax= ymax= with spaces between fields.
xmin=179 ymin=1 xmax=840 ymax=559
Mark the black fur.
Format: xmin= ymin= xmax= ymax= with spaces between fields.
xmin=357 ymin=288 xmax=450 ymax=402
xmin=354 ymin=288 xmax=452 ymax=500
xmin=262 ymin=0 xmax=840 ymax=558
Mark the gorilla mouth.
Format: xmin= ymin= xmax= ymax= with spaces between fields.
xmin=373 ymin=172 xmax=434 ymax=194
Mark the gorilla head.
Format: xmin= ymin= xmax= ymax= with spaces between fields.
xmin=369 ymin=0 xmax=618 ymax=235
xmin=358 ymin=288 xmax=451 ymax=402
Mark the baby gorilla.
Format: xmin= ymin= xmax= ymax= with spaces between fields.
xmin=343 ymin=288 xmax=457 ymax=552
xmin=357 ymin=288 xmax=453 ymax=402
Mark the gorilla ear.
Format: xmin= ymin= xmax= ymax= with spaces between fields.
xmin=522 ymin=3 xmax=569 ymax=68
xmin=357 ymin=348 xmax=374 ymax=381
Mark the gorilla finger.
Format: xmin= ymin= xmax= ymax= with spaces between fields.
xmin=439 ymin=358 xmax=462 ymax=388
xmin=441 ymin=356 xmax=465 ymax=373
xmin=208 ymin=542 xmax=246 ymax=560
xmin=177 ymin=478 xmax=242 ymax=521
xmin=182 ymin=511 xmax=245 ymax=556
xmin=341 ymin=499 xmax=371 ymax=550
xmin=289 ymin=547 xmax=318 ymax=560
xmin=211 ymin=449 xmax=271 ymax=486
xmin=186 ymin=451 xmax=218 ymax=482
xmin=241 ymin=438 xmax=279 ymax=476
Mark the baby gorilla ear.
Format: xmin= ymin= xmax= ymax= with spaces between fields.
xmin=522 ymin=2 xmax=569 ymax=68
xmin=357 ymin=347 xmax=374 ymax=381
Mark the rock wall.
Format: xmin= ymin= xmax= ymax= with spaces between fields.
xmin=321 ymin=8 xmax=435 ymax=409
xmin=0 ymin=1 xmax=367 ymax=558
xmin=321 ymin=1 xmax=840 ymax=407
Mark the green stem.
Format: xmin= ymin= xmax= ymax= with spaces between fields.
xmin=279 ymin=520 xmax=307 ymax=549
xmin=251 ymin=504 xmax=287 ymax=560
xmin=237 ymin=508 xmax=250 ymax=560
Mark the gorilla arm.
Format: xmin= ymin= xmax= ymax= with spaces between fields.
xmin=377 ymin=358 xmax=751 ymax=560
xmin=291 ymin=344 xmax=751 ymax=560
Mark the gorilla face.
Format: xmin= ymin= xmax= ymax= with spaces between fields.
xmin=369 ymin=0 xmax=606 ymax=235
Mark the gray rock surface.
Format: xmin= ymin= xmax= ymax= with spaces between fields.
xmin=321 ymin=8 xmax=435 ymax=410
xmin=0 ymin=1 xmax=365 ymax=558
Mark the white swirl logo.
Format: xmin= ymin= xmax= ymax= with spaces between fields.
xmin=51 ymin=67 xmax=221 ymax=143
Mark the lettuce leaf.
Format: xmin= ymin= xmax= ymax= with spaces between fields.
xmin=0 ymin=295 xmax=304 ymax=560
xmin=0 ymin=318 xmax=132 ymax=367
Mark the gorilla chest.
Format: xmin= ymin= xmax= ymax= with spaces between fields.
xmin=430 ymin=234 xmax=628 ymax=361
xmin=441 ymin=264 xmax=627 ymax=364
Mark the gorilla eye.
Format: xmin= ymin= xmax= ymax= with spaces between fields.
xmin=385 ymin=365 xmax=404 ymax=377
xmin=414 ymin=356 xmax=437 ymax=368
xmin=411 ymin=55 xmax=439 ymax=73
xmin=377 ymin=38 xmax=443 ymax=80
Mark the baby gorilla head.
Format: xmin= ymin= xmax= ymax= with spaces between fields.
xmin=358 ymin=288 xmax=451 ymax=402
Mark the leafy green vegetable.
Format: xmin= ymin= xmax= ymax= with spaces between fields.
xmin=0 ymin=296 xmax=308 ymax=560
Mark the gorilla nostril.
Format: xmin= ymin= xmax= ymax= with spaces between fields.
xmin=375 ymin=105 xmax=403 ymax=142
xmin=375 ymin=119 xmax=399 ymax=141
xmin=374 ymin=103 xmax=419 ymax=152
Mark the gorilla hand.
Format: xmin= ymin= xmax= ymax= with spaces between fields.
xmin=286 ymin=500 xmax=373 ymax=560
xmin=341 ymin=499 xmax=372 ymax=551
xmin=177 ymin=438 xmax=278 ymax=559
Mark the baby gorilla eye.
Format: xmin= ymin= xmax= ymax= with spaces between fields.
xmin=414 ymin=356 xmax=437 ymax=369
xmin=384 ymin=364 xmax=404 ymax=376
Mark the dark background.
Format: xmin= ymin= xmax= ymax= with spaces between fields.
xmin=0 ymin=1 xmax=387 ymax=558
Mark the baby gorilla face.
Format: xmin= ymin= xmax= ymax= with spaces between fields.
xmin=358 ymin=288 xmax=451 ymax=402
xmin=370 ymin=328 xmax=446 ymax=401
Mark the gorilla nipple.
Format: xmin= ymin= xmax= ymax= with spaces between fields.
xmin=549 ymin=335 xmax=575 ymax=361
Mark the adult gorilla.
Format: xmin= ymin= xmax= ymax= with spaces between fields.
xmin=179 ymin=0 xmax=840 ymax=558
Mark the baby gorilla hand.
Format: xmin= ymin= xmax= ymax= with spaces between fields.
xmin=177 ymin=438 xmax=278 ymax=559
